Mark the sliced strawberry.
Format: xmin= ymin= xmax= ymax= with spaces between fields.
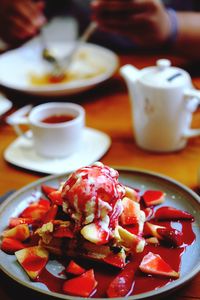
xmin=48 ymin=191 xmax=63 ymax=206
xmin=65 ymin=260 xmax=85 ymax=275
xmin=1 ymin=237 xmax=26 ymax=253
xmin=154 ymin=206 xmax=194 ymax=221
xmin=103 ymin=250 xmax=126 ymax=268
xmin=139 ymin=251 xmax=179 ymax=278
xmin=143 ymin=222 xmax=183 ymax=247
xmin=3 ymin=224 xmax=30 ymax=241
xmin=143 ymin=190 xmax=165 ymax=207
xmin=42 ymin=205 xmax=58 ymax=224
xmin=120 ymin=197 xmax=141 ymax=225
xmin=157 ymin=227 xmax=183 ymax=247
xmin=63 ymin=269 xmax=97 ymax=297
xmin=9 ymin=217 xmax=37 ymax=228
xmin=107 ymin=262 xmax=135 ymax=297
xmin=37 ymin=198 xmax=51 ymax=209
xmin=20 ymin=201 xmax=49 ymax=220
xmin=41 ymin=184 xmax=57 ymax=197
xmin=15 ymin=246 xmax=49 ymax=280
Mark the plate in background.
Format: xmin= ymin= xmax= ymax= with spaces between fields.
xmin=0 ymin=42 xmax=119 ymax=97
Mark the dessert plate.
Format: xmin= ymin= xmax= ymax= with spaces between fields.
xmin=0 ymin=42 xmax=119 ymax=97
xmin=0 ymin=168 xmax=200 ymax=300
xmin=4 ymin=127 xmax=111 ymax=174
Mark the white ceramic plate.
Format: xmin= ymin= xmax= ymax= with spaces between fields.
xmin=0 ymin=93 xmax=12 ymax=116
xmin=0 ymin=42 xmax=119 ymax=97
xmin=0 ymin=169 xmax=200 ymax=300
xmin=4 ymin=127 xmax=111 ymax=174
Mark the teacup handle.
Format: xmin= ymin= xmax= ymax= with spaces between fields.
xmin=6 ymin=105 xmax=33 ymax=139
xmin=183 ymin=89 xmax=200 ymax=138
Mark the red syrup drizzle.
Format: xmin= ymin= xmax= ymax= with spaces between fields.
xmin=36 ymin=268 xmax=66 ymax=293
xmin=35 ymin=219 xmax=195 ymax=298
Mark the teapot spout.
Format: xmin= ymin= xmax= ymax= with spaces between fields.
xmin=120 ymin=64 xmax=140 ymax=84
xmin=120 ymin=64 xmax=140 ymax=102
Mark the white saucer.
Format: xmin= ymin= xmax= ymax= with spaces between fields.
xmin=4 ymin=127 xmax=111 ymax=174
xmin=0 ymin=93 xmax=12 ymax=116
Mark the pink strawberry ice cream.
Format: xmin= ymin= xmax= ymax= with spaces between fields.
xmin=61 ymin=162 xmax=125 ymax=230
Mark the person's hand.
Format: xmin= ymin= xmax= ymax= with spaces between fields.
xmin=0 ymin=0 xmax=46 ymax=44
xmin=91 ymin=0 xmax=172 ymax=47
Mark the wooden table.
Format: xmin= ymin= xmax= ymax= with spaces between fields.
xmin=0 ymin=51 xmax=200 ymax=300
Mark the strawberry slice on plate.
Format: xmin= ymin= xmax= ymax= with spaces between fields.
xmin=20 ymin=200 xmax=50 ymax=220
xmin=42 ymin=204 xmax=58 ymax=224
xmin=65 ymin=260 xmax=85 ymax=276
xmin=107 ymin=262 xmax=135 ymax=297
xmin=157 ymin=227 xmax=183 ymax=247
xmin=41 ymin=184 xmax=57 ymax=197
xmin=48 ymin=191 xmax=63 ymax=206
xmin=103 ymin=250 xmax=126 ymax=269
xmin=143 ymin=190 xmax=165 ymax=207
xmin=63 ymin=269 xmax=97 ymax=297
xmin=41 ymin=184 xmax=63 ymax=206
xmin=139 ymin=251 xmax=179 ymax=278
xmin=154 ymin=206 xmax=194 ymax=220
xmin=144 ymin=222 xmax=183 ymax=247
xmin=1 ymin=237 xmax=26 ymax=253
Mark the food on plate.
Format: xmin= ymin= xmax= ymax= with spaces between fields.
xmin=63 ymin=269 xmax=97 ymax=297
xmin=0 ymin=162 xmax=196 ymax=298
xmin=15 ymin=246 xmax=49 ymax=280
xmin=139 ymin=252 xmax=179 ymax=278
xmin=29 ymin=50 xmax=106 ymax=85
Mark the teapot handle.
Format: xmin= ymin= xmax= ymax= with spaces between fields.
xmin=183 ymin=89 xmax=200 ymax=138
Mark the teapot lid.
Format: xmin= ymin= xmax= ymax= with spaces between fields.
xmin=140 ymin=59 xmax=190 ymax=88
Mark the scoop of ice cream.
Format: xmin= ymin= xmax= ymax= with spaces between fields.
xmin=61 ymin=162 xmax=125 ymax=229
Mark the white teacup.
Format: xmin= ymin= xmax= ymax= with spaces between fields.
xmin=120 ymin=59 xmax=200 ymax=152
xmin=7 ymin=102 xmax=85 ymax=158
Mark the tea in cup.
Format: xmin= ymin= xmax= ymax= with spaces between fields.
xmin=7 ymin=102 xmax=85 ymax=158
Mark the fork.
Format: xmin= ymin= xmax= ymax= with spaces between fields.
xmin=41 ymin=21 xmax=97 ymax=79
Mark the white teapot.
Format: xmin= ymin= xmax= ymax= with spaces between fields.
xmin=120 ymin=59 xmax=200 ymax=152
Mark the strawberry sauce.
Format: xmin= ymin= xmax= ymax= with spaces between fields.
xmin=35 ymin=219 xmax=195 ymax=298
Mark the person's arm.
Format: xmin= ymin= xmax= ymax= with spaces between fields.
xmin=91 ymin=0 xmax=172 ymax=48
xmin=0 ymin=0 xmax=46 ymax=45
xmin=91 ymin=0 xmax=200 ymax=60
xmin=174 ymin=12 xmax=200 ymax=60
